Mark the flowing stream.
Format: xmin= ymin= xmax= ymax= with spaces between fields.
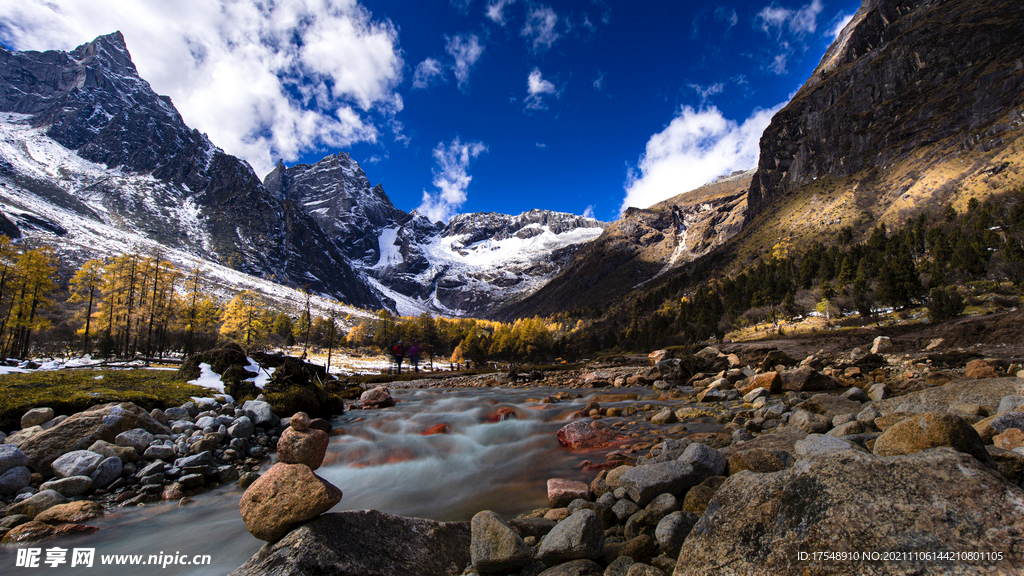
xmin=0 ymin=386 xmax=718 ymax=575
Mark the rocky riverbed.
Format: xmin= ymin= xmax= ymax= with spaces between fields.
xmin=3 ymin=332 xmax=1024 ymax=575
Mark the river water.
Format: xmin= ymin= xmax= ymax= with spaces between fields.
xmin=0 ymin=385 xmax=713 ymax=575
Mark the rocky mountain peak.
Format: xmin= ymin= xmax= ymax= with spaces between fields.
xmin=747 ymin=0 xmax=1024 ymax=220
xmin=69 ymin=31 xmax=137 ymax=76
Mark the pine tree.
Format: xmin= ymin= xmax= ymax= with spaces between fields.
xmin=69 ymin=259 xmax=105 ymax=356
xmin=220 ymin=291 xmax=266 ymax=350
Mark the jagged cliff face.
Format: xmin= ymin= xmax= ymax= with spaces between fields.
xmin=263 ymin=153 xmax=411 ymax=264
xmin=367 ymin=209 xmax=606 ymax=317
xmin=0 ymin=32 xmax=382 ymax=308
xmin=748 ymin=0 xmax=1024 ymax=220
xmin=0 ymin=32 xmax=606 ymax=317
xmin=500 ymin=172 xmax=751 ymax=319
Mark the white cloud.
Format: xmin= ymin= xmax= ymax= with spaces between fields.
xmin=520 ymin=5 xmax=560 ymax=51
xmin=768 ymin=53 xmax=788 ymax=74
xmin=690 ymin=82 xmax=724 ymax=105
xmin=829 ymin=13 xmax=854 ymax=38
xmin=621 ymin=102 xmax=787 ymax=213
xmin=583 ymin=205 xmax=595 ymax=219
xmin=593 ymin=71 xmax=606 ymax=91
xmin=417 ymin=137 xmax=488 ymax=223
xmin=445 ymin=34 xmax=485 ymax=90
xmin=757 ymin=0 xmax=824 ymax=37
xmin=413 ymin=58 xmax=445 ymax=89
xmin=486 ymin=0 xmax=516 ymax=25
xmin=0 ymin=0 xmax=404 ymax=178
xmin=525 ymin=68 xmax=558 ymax=110
xmin=717 ymin=6 xmax=739 ymax=28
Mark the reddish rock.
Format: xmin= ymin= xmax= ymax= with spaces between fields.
xmin=277 ymin=427 xmax=329 ymax=470
xmin=239 ymin=462 xmax=343 ymax=542
xmin=34 ymin=501 xmax=104 ymax=524
xmin=648 ymin=350 xmax=668 ymax=366
xmin=965 ymin=359 xmax=1001 ymax=379
xmin=739 ymin=372 xmax=782 ymax=395
xmin=994 ymin=428 xmax=1024 ymax=451
xmin=290 ymin=412 xmax=311 ymax=431
xmin=482 ymin=407 xmax=519 ymax=423
xmin=421 ymin=423 xmax=450 ymax=436
xmin=359 ymin=387 xmax=396 ymax=409
xmin=547 ymin=478 xmax=591 ymax=508
xmin=1 ymin=521 xmax=56 ymax=543
xmin=52 ymin=524 xmax=100 ymax=538
xmin=557 ymin=421 xmax=614 ymax=450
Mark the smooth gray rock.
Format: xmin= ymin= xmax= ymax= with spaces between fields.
xmin=655 ymin=511 xmax=699 ymax=558
xmin=0 ymin=466 xmax=31 ymax=495
xmin=89 ymin=456 xmax=122 ymax=488
xmin=114 ymin=428 xmax=156 ymax=453
xmin=228 ymin=416 xmax=255 ymax=439
xmin=679 ymin=443 xmax=727 ymax=477
xmin=143 ymin=445 xmax=175 ymax=460
xmin=242 ymin=400 xmax=279 ymax=427
xmin=999 ymin=395 xmax=1024 ymax=414
xmin=742 ymin=388 xmax=770 ymax=403
xmin=612 ymin=499 xmax=640 ymax=522
xmin=841 ymin=387 xmax=870 ymax=403
xmin=0 ymin=444 xmax=29 ymax=473
xmin=195 ymin=416 xmax=218 ymax=430
xmin=537 ymin=509 xmax=605 ymax=565
xmin=40 ymin=475 xmax=93 ymax=496
xmin=471 ymin=510 xmax=532 ymax=573
xmin=174 ymin=451 xmax=216 ymax=469
xmin=228 ymin=510 xmax=470 ymax=576
xmin=856 ymin=406 xmax=880 ymax=427
xmin=620 ymin=462 xmax=710 ymax=506
xmin=51 ymin=450 xmax=104 ymax=478
xmin=164 ymin=407 xmax=190 ymax=421
xmin=21 ymin=407 xmax=54 ymax=429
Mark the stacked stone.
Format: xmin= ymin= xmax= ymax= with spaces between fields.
xmin=239 ymin=412 xmax=342 ymax=541
xmin=0 ymin=398 xmax=282 ymax=542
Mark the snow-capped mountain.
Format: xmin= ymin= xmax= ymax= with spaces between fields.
xmin=263 ymin=153 xmax=606 ymax=316
xmin=0 ymin=32 xmax=605 ymax=318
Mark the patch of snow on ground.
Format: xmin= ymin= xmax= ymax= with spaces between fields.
xmin=0 ymin=366 xmax=30 ymax=374
xmin=244 ymin=357 xmax=275 ymax=389
xmin=188 ymin=362 xmax=226 ymax=393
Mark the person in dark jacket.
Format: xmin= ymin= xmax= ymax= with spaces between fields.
xmin=392 ymin=341 xmax=405 ymax=374
xmin=409 ymin=344 xmax=422 ymax=373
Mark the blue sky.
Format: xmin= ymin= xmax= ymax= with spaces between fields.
xmin=1 ymin=0 xmax=859 ymax=222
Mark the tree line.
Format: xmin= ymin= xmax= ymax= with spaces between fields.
xmin=613 ymin=191 xmax=1024 ymax=350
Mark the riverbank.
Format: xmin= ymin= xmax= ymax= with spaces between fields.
xmin=3 ymin=323 xmax=1024 ymax=574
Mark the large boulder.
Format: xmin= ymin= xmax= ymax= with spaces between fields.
xmin=471 ymin=510 xmax=532 ymax=573
xmin=872 ymin=378 xmax=1019 ymax=416
xmin=14 ymin=403 xmax=169 ymax=473
xmin=619 ymin=461 xmax=713 ymax=506
xmin=229 ymin=510 xmax=471 ymax=576
xmin=239 ymin=462 xmax=343 ymax=541
xmin=359 ymin=386 xmax=397 ymax=409
xmin=547 ymin=478 xmax=590 ymax=509
xmin=557 ymin=421 xmax=616 ymax=450
xmin=872 ymin=411 xmax=994 ymax=467
xmin=537 ymin=509 xmax=605 ymax=565
xmin=674 ymin=449 xmax=1024 ymax=575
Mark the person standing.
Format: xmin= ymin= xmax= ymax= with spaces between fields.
xmin=409 ymin=343 xmax=422 ymax=373
xmin=392 ymin=341 xmax=405 ymax=374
